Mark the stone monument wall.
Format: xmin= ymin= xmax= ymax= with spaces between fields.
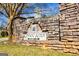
xmin=13 ymin=15 xmax=60 ymax=41
xmin=13 ymin=3 xmax=79 ymax=54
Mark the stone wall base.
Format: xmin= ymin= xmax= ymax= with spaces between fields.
xmin=20 ymin=39 xmax=79 ymax=54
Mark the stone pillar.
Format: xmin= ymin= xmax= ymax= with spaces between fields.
xmin=60 ymin=3 xmax=79 ymax=41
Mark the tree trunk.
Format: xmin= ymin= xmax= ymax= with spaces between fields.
xmin=8 ymin=18 xmax=14 ymax=43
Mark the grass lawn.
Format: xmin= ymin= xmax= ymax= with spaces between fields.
xmin=0 ymin=44 xmax=78 ymax=56
xmin=0 ymin=36 xmax=8 ymax=38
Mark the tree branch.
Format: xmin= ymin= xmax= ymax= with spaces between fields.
xmin=0 ymin=3 xmax=10 ymax=17
xmin=0 ymin=11 xmax=8 ymax=18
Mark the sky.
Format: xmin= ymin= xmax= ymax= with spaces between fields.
xmin=0 ymin=3 xmax=60 ymax=27
xmin=22 ymin=3 xmax=59 ymax=17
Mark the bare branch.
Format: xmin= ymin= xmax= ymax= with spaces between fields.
xmin=0 ymin=3 xmax=10 ymax=17
xmin=0 ymin=11 xmax=8 ymax=18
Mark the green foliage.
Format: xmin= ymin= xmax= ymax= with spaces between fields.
xmin=1 ymin=31 xmax=8 ymax=37
xmin=0 ymin=44 xmax=78 ymax=56
xmin=0 ymin=27 xmax=3 ymax=30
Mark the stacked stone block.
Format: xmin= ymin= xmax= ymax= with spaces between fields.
xmin=46 ymin=16 xmax=59 ymax=40
xmin=60 ymin=3 xmax=79 ymax=41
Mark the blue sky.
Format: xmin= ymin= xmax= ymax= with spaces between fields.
xmin=22 ymin=3 xmax=59 ymax=17
xmin=0 ymin=3 xmax=59 ymax=27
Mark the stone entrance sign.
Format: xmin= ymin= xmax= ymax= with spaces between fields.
xmin=24 ymin=32 xmax=47 ymax=40
xmin=24 ymin=24 xmax=47 ymax=40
